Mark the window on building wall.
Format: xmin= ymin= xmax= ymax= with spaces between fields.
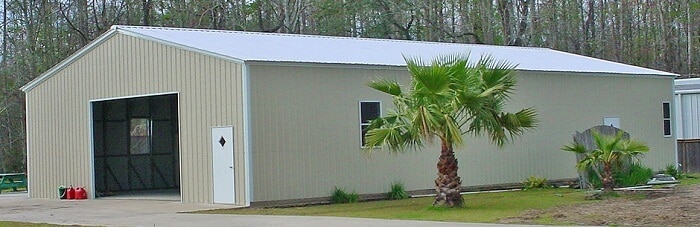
xmin=360 ymin=101 xmax=381 ymax=147
xmin=130 ymin=118 xmax=151 ymax=154
xmin=663 ymin=102 xmax=671 ymax=137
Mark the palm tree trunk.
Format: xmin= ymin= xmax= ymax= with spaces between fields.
xmin=433 ymin=141 xmax=464 ymax=207
xmin=602 ymin=164 xmax=615 ymax=192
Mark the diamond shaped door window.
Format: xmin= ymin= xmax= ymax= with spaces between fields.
xmin=218 ymin=136 xmax=227 ymax=147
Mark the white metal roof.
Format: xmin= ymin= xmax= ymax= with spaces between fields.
xmin=115 ymin=25 xmax=676 ymax=76
xmin=675 ymin=78 xmax=700 ymax=93
xmin=21 ymin=25 xmax=676 ymax=92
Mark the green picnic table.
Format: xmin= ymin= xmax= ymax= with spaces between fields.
xmin=0 ymin=173 xmax=27 ymax=193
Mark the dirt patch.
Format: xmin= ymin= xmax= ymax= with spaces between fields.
xmin=500 ymin=184 xmax=700 ymax=226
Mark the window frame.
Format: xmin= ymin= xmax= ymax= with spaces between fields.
xmin=663 ymin=101 xmax=672 ymax=137
xmin=359 ymin=101 xmax=382 ymax=148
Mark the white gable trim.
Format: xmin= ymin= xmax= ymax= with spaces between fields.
xmin=115 ymin=26 xmax=246 ymax=65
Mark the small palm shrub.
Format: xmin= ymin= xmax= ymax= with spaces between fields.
xmin=331 ymin=187 xmax=359 ymax=204
xmin=562 ymin=130 xmax=649 ymax=192
xmin=522 ymin=175 xmax=549 ymax=190
xmin=388 ymin=182 xmax=409 ymax=200
xmin=615 ymin=162 xmax=653 ymax=187
xmin=587 ymin=162 xmax=653 ymax=188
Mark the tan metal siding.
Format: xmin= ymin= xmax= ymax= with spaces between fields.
xmin=460 ymin=72 xmax=675 ymax=186
xmin=248 ymin=64 xmax=675 ymax=202
xmin=25 ymin=34 xmax=247 ymax=205
xmin=248 ymin=65 xmax=435 ymax=202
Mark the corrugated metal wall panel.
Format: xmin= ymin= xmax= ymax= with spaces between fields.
xmin=248 ymin=64 xmax=675 ymax=202
xmin=25 ymin=34 xmax=247 ymax=205
xmin=679 ymin=94 xmax=700 ymax=139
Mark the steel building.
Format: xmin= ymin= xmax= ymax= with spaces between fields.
xmin=674 ymin=78 xmax=700 ymax=173
xmin=21 ymin=26 xmax=677 ymax=206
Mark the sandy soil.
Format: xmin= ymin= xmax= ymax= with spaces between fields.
xmin=500 ymin=184 xmax=700 ymax=226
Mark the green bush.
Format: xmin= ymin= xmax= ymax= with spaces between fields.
xmin=522 ymin=175 xmax=549 ymax=190
xmin=331 ymin=187 xmax=359 ymax=204
xmin=587 ymin=162 xmax=653 ymax=188
xmin=664 ymin=164 xmax=682 ymax=179
xmin=615 ymin=162 xmax=653 ymax=187
xmin=585 ymin=168 xmax=603 ymax=189
xmin=388 ymin=182 xmax=409 ymax=200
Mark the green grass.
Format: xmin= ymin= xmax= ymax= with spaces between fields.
xmin=679 ymin=173 xmax=700 ymax=186
xmin=198 ymin=188 xmax=594 ymax=223
xmin=0 ymin=187 xmax=27 ymax=193
xmin=199 ymin=175 xmax=700 ymax=224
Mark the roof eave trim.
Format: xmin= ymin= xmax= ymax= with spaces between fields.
xmin=245 ymin=60 xmax=678 ymax=77
xmin=115 ymin=26 xmax=246 ymax=65
xmin=546 ymin=49 xmax=678 ymax=77
xmin=516 ymin=69 xmax=678 ymax=78
xmin=20 ymin=28 xmax=119 ymax=92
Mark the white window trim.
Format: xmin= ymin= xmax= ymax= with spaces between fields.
xmin=359 ymin=101 xmax=382 ymax=148
xmin=663 ymin=101 xmax=672 ymax=137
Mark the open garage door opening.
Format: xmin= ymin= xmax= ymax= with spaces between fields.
xmin=92 ymin=94 xmax=180 ymax=200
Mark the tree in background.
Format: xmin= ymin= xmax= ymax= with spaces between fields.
xmin=364 ymin=54 xmax=537 ymax=207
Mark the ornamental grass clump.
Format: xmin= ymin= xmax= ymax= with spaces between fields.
xmin=388 ymin=182 xmax=409 ymax=200
xmin=331 ymin=187 xmax=359 ymax=204
xmin=522 ymin=175 xmax=549 ymax=190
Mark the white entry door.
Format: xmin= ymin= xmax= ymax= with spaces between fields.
xmin=212 ymin=126 xmax=235 ymax=204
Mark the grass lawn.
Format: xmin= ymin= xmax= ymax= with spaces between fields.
xmin=199 ymin=174 xmax=700 ymax=224
xmin=0 ymin=187 xmax=27 ymax=194
xmin=198 ymin=187 xmax=595 ymax=223
xmin=679 ymin=174 xmax=700 ymax=185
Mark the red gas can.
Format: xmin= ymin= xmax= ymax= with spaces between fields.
xmin=75 ymin=187 xmax=87 ymax=200
xmin=66 ymin=186 xmax=75 ymax=200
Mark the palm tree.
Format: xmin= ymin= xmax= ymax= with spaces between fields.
xmin=562 ymin=130 xmax=649 ymax=192
xmin=364 ymin=54 xmax=537 ymax=207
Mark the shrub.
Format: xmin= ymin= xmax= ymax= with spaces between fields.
xmin=522 ymin=175 xmax=549 ymax=190
xmin=585 ymin=162 xmax=653 ymax=188
xmin=331 ymin=187 xmax=359 ymax=204
xmin=664 ymin=164 xmax=682 ymax=179
xmin=615 ymin=162 xmax=653 ymax=187
xmin=388 ymin=182 xmax=409 ymax=200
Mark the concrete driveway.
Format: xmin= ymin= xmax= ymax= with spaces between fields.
xmin=0 ymin=192 xmax=535 ymax=227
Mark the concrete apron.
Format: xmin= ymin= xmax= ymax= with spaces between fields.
xmin=0 ymin=192 xmax=524 ymax=227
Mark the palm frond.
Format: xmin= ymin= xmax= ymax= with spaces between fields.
xmin=366 ymin=53 xmax=535 ymax=154
xmin=562 ymin=142 xmax=588 ymax=154
xmin=476 ymin=55 xmax=518 ymax=96
xmin=405 ymin=57 xmax=451 ymax=94
xmin=443 ymin=114 xmax=463 ymax=146
xmin=575 ymin=156 xmax=599 ymax=172
xmin=621 ymin=139 xmax=650 ymax=153
xmin=367 ymin=79 xmax=402 ymax=96
xmin=364 ymin=127 xmax=406 ymax=152
xmin=513 ymin=108 xmax=538 ymax=128
xmin=413 ymin=106 xmax=433 ymax=137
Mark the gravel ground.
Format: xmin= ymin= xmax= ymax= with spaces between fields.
xmin=500 ymin=184 xmax=700 ymax=226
